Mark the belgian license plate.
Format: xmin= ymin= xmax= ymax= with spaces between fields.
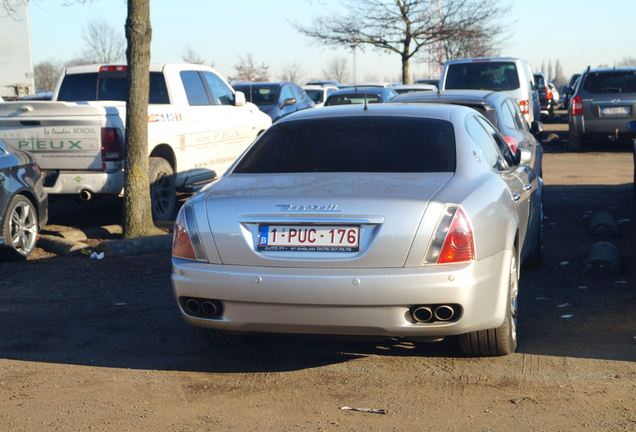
xmin=601 ymin=106 xmax=631 ymax=116
xmin=257 ymin=225 xmax=360 ymax=252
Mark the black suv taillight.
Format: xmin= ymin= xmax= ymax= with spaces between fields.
xmin=101 ymin=127 xmax=123 ymax=161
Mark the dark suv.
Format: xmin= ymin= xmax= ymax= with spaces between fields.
xmin=569 ymin=68 xmax=636 ymax=150
xmin=533 ymin=73 xmax=553 ymax=120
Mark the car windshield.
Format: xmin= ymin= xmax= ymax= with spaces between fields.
xmin=583 ymin=71 xmax=636 ymax=94
xmin=445 ymin=62 xmax=520 ymax=91
xmin=325 ymin=93 xmax=383 ymax=106
xmin=233 ymin=116 xmax=456 ymax=173
xmin=234 ymin=84 xmax=280 ymax=105
xmin=305 ymin=89 xmax=324 ymax=104
xmin=57 ymin=72 xmax=170 ymax=104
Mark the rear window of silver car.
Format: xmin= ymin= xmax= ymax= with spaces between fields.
xmin=233 ymin=116 xmax=456 ymax=173
xmin=583 ymin=71 xmax=636 ymax=94
xmin=445 ymin=62 xmax=520 ymax=91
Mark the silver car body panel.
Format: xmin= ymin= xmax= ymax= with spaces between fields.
xmin=173 ymin=104 xmax=531 ymax=337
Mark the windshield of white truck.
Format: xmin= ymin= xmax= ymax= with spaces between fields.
xmin=57 ymin=72 xmax=170 ymax=104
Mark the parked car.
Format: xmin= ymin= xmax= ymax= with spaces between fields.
xmin=302 ymin=84 xmax=338 ymax=108
xmin=533 ymin=73 xmax=554 ymax=120
xmin=338 ymin=82 xmax=393 ymax=89
xmin=569 ymin=67 xmax=636 ymax=151
xmin=548 ymin=83 xmax=560 ymax=109
xmin=0 ymin=63 xmax=271 ymax=221
xmin=171 ymin=103 xmax=541 ymax=356
xmin=561 ymin=73 xmax=581 ymax=110
xmin=324 ymin=86 xmax=397 ymax=106
xmin=415 ymin=78 xmax=440 ymax=86
xmin=441 ymin=57 xmax=540 ymax=124
xmin=233 ymin=82 xmax=314 ymax=122
xmin=0 ymin=140 xmax=47 ymax=260
xmin=391 ymin=83 xmax=438 ymax=94
xmin=305 ymin=80 xmax=339 ymax=87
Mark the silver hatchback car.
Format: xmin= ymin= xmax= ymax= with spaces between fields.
xmin=172 ymin=104 xmax=540 ymax=356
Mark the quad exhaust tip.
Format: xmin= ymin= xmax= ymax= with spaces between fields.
xmin=410 ymin=304 xmax=460 ymax=323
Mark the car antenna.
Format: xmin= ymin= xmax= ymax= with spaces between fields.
xmin=363 ymin=92 xmax=368 ymax=111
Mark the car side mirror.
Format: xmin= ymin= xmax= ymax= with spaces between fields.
xmin=530 ymin=120 xmax=544 ymax=136
xmin=281 ymin=97 xmax=297 ymax=108
xmin=234 ymin=91 xmax=246 ymax=106
xmin=514 ymin=148 xmax=532 ymax=166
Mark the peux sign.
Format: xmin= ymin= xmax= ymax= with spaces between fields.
xmin=16 ymin=138 xmax=84 ymax=151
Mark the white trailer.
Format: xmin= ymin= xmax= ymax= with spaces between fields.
xmin=0 ymin=1 xmax=35 ymax=99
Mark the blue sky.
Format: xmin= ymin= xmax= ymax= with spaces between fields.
xmin=29 ymin=0 xmax=635 ymax=81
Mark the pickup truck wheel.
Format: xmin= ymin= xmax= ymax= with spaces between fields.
xmin=1 ymin=195 xmax=38 ymax=261
xmin=149 ymin=157 xmax=176 ymax=221
xmin=458 ymin=248 xmax=518 ymax=356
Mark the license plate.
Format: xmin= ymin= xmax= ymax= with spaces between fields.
xmin=257 ymin=225 xmax=360 ymax=252
xmin=601 ymin=106 xmax=631 ymax=116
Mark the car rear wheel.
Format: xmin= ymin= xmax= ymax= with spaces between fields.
xmin=149 ymin=157 xmax=176 ymax=221
xmin=459 ymin=248 xmax=518 ymax=356
xmin=1 ymin=195 xmax=38 ymax=260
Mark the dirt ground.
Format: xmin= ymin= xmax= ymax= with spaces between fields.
xmin=1 ymin=114 xmax=635 ymax=431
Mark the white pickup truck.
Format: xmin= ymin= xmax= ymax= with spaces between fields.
xmin=0 ymin=64 xmax=272 ymax=219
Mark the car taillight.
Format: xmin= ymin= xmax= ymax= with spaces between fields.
xmin=503 ymin=135 xmax=519 ymax=154
xmin=172 ymin=205 xmax=208 ymax=261
xmin=571 ymin=95 xmax=583 ymax=116
xmin=99 ymin=65 xmax=127 ymax=72
xmin=546 ymin=86 xmax=552 ymax=101
xmin=519 ymin=100 xmax=529 ymax=115
xmin=423 ymin=205 xmax=475 ymax=265
xmin=101 ymin=127 xmax=123 ymax=161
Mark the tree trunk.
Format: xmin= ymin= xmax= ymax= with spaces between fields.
xmin=123 ymin=0 xmax=154 ymax=239
xmin=401 ymin=56 xmax=410 ymax=84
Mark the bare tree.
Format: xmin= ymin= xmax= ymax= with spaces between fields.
xmin=617 ymin=56 xmax=636 ymax=67
xmin=553 ymin=59 xmax=566 ymax=87
xmin=295 ymin=0 xmax=509 ymax=84
xmin=181 ymin=47 xmax=205 ymax=65
xmin=81 ymin=19 xmax=126 ymax=64
xmin=34 ymin=60 xmax=62 ymax=91
xmin=322 ymin=57 xmax=348 ymax=82
xmin=279 ymin=62 xmax=304 ymax=82
xmin=440 ymin=23 xmax=502 ymax=65
xmin=234 ymin=53 xmax=270 ymax=82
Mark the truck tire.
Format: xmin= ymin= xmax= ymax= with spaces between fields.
xmin=459 ymin=248 xmax=518 ymax=356
xmin=1 ymin=195 xmax=38 ymax=261
xmin=149 ymin=157 xmax=176 ymax=221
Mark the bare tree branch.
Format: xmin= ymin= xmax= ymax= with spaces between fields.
xmin=81 ymin=19 xmax=126 ymax=63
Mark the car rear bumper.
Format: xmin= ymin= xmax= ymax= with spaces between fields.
xmin=570 ymin=115 xmax=636 ymax=139
xmin=43 ymin=170 xmax=124 ymax=195
xmin=171 ymin=250 xmax=512 ymax=337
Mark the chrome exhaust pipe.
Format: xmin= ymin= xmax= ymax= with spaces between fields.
xmin=201 ymin=300 xmax=220 ymax=316
xmin=79 ymin=189 xmax=93 ymax=201
xmin=184 ymin=299 xmax=201 ymax=315
xmin=412 ymin=306 xmax=433 ymax=323
xmin=434 ymin=305 xmax=455 ymax=321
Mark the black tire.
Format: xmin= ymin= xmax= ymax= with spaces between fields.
xmin=525 ymin=206 xmax=544 ymax=269
xmin=568 ymin=134 xmax=582 ymax=152
xmin=149 ymin=157 xmax=176 ymax=221
xmin=1 ymin=195 xmax=38 ymax=261
xmin=205 ymin=329 xmax=245 ymax=345
xmin=459 ymin=248 xmax=518 ymax=356
xmin=632 ymin=141 xmax=636 ymax=198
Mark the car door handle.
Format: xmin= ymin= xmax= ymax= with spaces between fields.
xmin=523 ymin=184 xmax=532 ymax=191
xmin=513 ymin=192 xmax=521 ymax=202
